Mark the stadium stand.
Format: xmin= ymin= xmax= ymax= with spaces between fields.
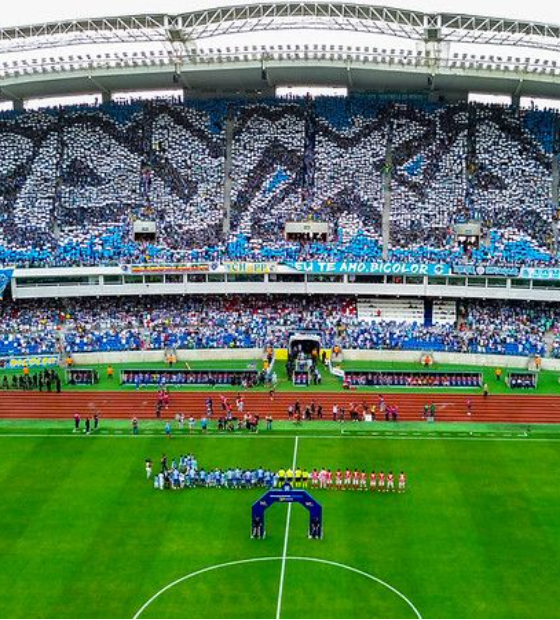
xmin=0 ymin=96 xmax=559 ymax=268
xmin=0 ymin=296 xmax=554 ymax=357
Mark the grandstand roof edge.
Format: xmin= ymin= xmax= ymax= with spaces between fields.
xmin=1 ymin=2 xmax=559 ymax=43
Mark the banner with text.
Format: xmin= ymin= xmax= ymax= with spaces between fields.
xmin=0 ymin=354 xmax=59 ymax=369
xmin=518 ymin=267 xmax=560 ymax=281
xmin=283 ymin=261 xmax=451 ymax=276
xmin=122 ymin=264 xmax=210 ymax=275
xmin=452 ymin=265 xmax=520 ymax=278
xmin=222 ymin=262 xmax=278 ymax=274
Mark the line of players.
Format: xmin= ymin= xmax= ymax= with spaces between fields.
xmin=284 ymin=468 xmax=406 ymax=493
xmin=147 ymin=454 xmax=406 ymax=492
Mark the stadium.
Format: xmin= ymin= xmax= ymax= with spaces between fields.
xmin=3 ymin=0 xmax=560 ymax=617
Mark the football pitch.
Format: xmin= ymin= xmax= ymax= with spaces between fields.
xmin=1 ymin=423 xmax=560 ymax=618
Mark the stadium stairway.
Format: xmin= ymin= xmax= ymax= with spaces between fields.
xmin=2 ymin=391 xmax=560 ymax=424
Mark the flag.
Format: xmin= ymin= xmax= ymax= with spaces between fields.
xmin=0 ymin=269 xmax=13 ymax=299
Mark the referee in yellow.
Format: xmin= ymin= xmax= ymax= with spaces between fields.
xmin=286 ymin=467 xmax=294 ymax=486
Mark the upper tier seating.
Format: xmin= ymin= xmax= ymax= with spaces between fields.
xmin=0 ymin=96 xmax=559 ymax=267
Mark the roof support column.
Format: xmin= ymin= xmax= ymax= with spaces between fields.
xmin=223 ymin=105 xmax=235 ymax=235
xmin=381 ymin=122 xmax=393 ymax=261
xmin=0 ymin=87 xmax=24 ymax=110
xmin=88 ymin=75 xmax=111 ymax=104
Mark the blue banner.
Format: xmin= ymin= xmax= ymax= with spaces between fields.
xmin=452 ymin=265 xmax=520 ymax=278
xmin=0 ymin=269 xmax=13 ymax=298
xmin=284 ymin=261 xmax=451 ymax=277
xmin=518 ymin=267 xmax=560 ymax=281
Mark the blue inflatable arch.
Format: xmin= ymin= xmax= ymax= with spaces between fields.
xmin=251 ymin=486 xmax=323 ymax=539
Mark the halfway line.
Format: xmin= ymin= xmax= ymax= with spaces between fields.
xmin=276 ymin=435 xmax=299 ymax=619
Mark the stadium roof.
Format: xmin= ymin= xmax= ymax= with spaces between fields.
xmin=1 ymin=1 xmax=560 ymax=104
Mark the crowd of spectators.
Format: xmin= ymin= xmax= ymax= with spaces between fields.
xmin=0 ymin=296 xmax=558 ymax=357
xmin=0 ymin=96 xmax=559 ymax=268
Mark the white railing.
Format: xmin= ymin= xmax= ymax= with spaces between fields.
xmin=1 ymin=45 xmax=560 ymax=80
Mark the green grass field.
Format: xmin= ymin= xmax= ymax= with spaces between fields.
xmin=2 ymin=358 xmax=560 ymax=395
xmin=1 ymin=420 xmax=560 ymax=618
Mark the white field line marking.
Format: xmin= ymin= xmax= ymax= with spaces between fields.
xmin=0 ymin=433 xmax=558 ymax=443
xmin=289 ymin=556 xmax=423 ymax=620
xmin=132 ymin=555 xmax=422 ymax=620
xmin=276 ymin=435 xmax=299 ymax=619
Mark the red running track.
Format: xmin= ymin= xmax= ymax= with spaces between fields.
xmin=1 ymin=391 xmax=560 ymax=424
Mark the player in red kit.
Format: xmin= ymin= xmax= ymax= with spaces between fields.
xmin=344 ymin=468 xmax=352 ymax=489
xmin=378 ymin=471 xmax=385 ymax=492
xmin=352 ymin=469 xmax=360 ymax=490
xmin=311 ymin=468 xmax=319 ymax=488
xmin=387 ymin=471 xmax=395 ymax=492
xmin=398 ymin=471 xmax=406 ymax=493
xmin=319 ymin=468 xmax=327 ymax=489
xmin=360 ymin=470 xmax=367 ymax=490
xmin=369 ymin=470 xmax=376 ymax=491
xmin=335 ymin=469 xmax=343 ymax=489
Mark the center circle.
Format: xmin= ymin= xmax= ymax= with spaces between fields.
xmin=133 ymin=556 xmax=422 ymax=620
